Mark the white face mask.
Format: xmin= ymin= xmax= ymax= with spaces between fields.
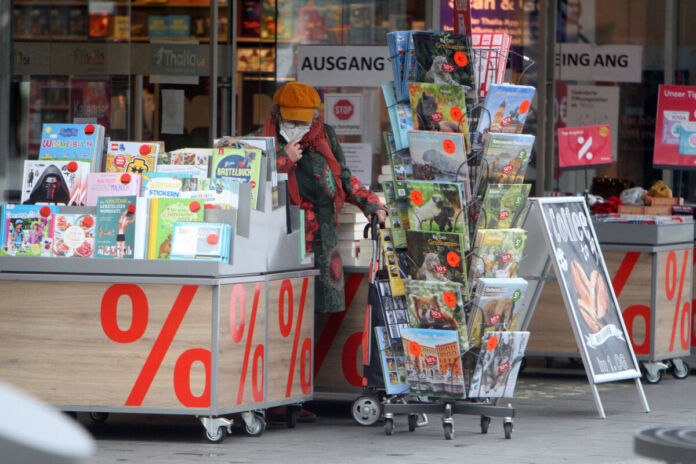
xmin=279 ymin=121 xmax=311 ymax=143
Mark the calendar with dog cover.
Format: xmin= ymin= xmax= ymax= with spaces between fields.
xmin=407 ymin=131 xmax=470 ymax=189
xmin=469 ymin=331 xmax=529 ymax=398
xmin=21 ymin=160 xmax=90 ymax=206
xmin=405 ymin=230 xmax=468 ymax=291
xmin=468 ymin=278 xmax=529 ymax=348
xmin=211 ymin=147 xmax=262 ymax=209
xmin=468 ymin=228 xmax=527 ymax=287
xmin=0 ymin=205 xmax=58 ymax=257
xmin=53 ymin=213 xmax=95 ymax=258
xmin=408 ymin=82 xmax=471 ymax=151
xmin=412 ymin=32 xmax=476 ymax=104
xmin=476 ymin=184 xmax=531 ymax=231
xmin=474 ymin=84 xmax=536 ymax=146
xmin=482 ymin=133 xmax=534 ymax=186
xmin=401 ymin=328 xmax=466 ymax=399
xmin=375 ymin=326 xmax=409 ymax=395
xmin=404 ymin=280 xmax=469 ymax=352
xmin=405 ymin=180 xmax=468 ymax=247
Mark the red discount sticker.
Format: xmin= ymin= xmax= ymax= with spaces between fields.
xmin=447 ymin=251 xmax=460 ymax=267
xmin=443 ymin=139 xmax=456 ymax=154
xmin=409 ymin=341 xmax=422 ymax=357
xmin=519 ymin=99 xmax=530 ymax=114
xmin=127 ymin=203 xmax=136 ymax=214
xmin=84 ymin=124 xmax=95 ymax=136
xmin=450 ymin=107 xmax=463 ymax=122
xmin=207 ymin=234 xmax=219 ymax=245
xmin=139 ymin=144 xmax=151 ymax=155
xmin=410 ymin=190 xmax=423 ymax=206
xmin=443 ymin=291 xmax=457 ymax=307
xmin=454 ymin=51 xmax=468 ymax=67
xmin=487 ymin=335 xmax=499 ymax=351
xmin=40 ymin=206 xmax=52 ymax=218
xmin=189 ymin=201 xmax=201 ymax=213
xmin=120 ymin=173 xmax=132 ymax=184
xmin=67 ymin=161 xmax=78 ymax=173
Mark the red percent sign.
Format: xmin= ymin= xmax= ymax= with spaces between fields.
xmin=666 ymin=249 xmax=691 ymax=352
xmin=100 ymin=284 xmax=211 ymax=407
xmin=229 ymin=282 xmax=264 ymax=405
xmin=278 ymin=278 xmax=312 ymax=397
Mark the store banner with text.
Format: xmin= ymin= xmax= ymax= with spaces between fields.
xmin=558 ymin=125 xmax=612 ymax=170
xmin=555 ymin=44 xmax=643 ymax=83
xmin=537 ymin=199 xmax=641 ymax=383
xmin=297 ymin=46 xmax=391 ymax=88
xmin=653 ymin=84 xmax=696 ymax=168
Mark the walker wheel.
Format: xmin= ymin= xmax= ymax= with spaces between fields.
xmin=351 ymin=395 xmax=381 ymax=426
xmin=384 ymin=418 xmax=394 ymax=436
xmin=408 ymin=414 xmax=418 ymax=432
xmin=504 ymin=421 xmax=513 ymax=439
xmin=480 ymin=416 xmax=491 ymax=434
xmin=443 ymin=422 xmax=454 ymax=440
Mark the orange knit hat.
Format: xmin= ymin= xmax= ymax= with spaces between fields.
xmin=273 ymin=82 xmax=321 ymax=122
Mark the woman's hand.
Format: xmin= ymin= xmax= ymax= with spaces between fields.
xmin=285 ymin=141 xmax=303 ymax=163
xmin=368 ymin=209 xmax=388 ymax=225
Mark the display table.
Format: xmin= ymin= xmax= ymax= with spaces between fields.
xmin=0 ymin=257 xmax=316 ymax=442
xmin=527 ymin=221 xmax=693 ymax=383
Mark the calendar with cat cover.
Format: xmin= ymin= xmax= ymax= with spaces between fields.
xmin=412 ymin=32 xmax=476 ymax=105
xmin=404 ymin=280 xmax=469 ymax=352
xmin=401 ymin=328 xmax=466 ymax=399
xmin=475 ymin=183 xmax=531 ymax=231
xmin=405 ymin=180 xmax=469 ymax=248
xmin=405 ymin=230 xmax=468 ymax=292
xmin=468 ymin=228 xmax=527 ymax=288
xmin=375 ymin=326 xmax=409 ymax=395
xmin=482 ymin=133 xmax=534 ymax=186
xmin=468 ymin=278 xmax=529 ymax=348
xmin=408 ymin=82 xmax=471 ymax=151
xmin=407 ymin=130 xmax=470 ymax=186
xmin=376 ymin=279 xmax=410 ymax=342
xmin=469 ymin=331 xmax=529 ymax=398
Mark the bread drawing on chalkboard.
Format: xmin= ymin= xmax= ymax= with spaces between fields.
xmin=570 ymin=260 xmax=609 ymax=333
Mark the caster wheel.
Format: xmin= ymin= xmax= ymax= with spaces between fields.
xmin=408 ymin=414 xmax=418 ymax=432
xmin=245 ymin=413 xmax=266 ymax=437
xmin=671 ymin=360 xmax=689 ymax=380
xmin=287 ymin=405 xmax=301 ymax=429
xmin=384 ymin=418 xmax=394 ymax=436
xmin=351 ymin=395 xmax=381 ymax=426
xmin=205 ymin=426 xmax=225 ymax=443
xmin=480 ymin=416 xmax=491 ymax=434
xmin=504 ymin=421 xmax=513 ymax=439
xmin=89 ymin=412 xmax=109 ymax=423
xmin=443 ymin=422 xmax=454 ymax=440
xmin=644 ymin=368 xmax=663 ymax=384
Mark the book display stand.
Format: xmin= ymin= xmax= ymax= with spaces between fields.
xmin=0 ymin=173 xmax=317 ymax=443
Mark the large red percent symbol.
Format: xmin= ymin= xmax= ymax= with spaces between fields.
xmin=100 ymin=284 xmax=210 ymax=407
xmin=665 ymin=249 xmax=691 ymax=352
xmin=278 ymin=278 xmax=312 ymax=396
xmin=229 ymin=282 xmax=264 ymax=404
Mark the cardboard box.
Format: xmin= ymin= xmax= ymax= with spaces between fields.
xmin=644 ymin=196 xmax=683 ymax=206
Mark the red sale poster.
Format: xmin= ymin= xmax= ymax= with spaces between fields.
xmin=653 ymin=84 xmax=696 ymax=168
xmin=557 ymin=125 xmax=612 ymax=170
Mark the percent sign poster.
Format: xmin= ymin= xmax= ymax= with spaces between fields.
xmin=653 ymin=84 xmax=696 ymax=168
xmin=557 ymin=125 xmax=612 ymax=170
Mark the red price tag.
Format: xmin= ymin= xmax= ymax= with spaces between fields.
xmin=447 ymin=251 xmax=460 ymax=267
xmin=487 ymin=335 xmax=499 ymax=351
xmin=454 ymin=51 xmax=468 ymax=67
xmin=519 ymin=99 xmax=530 ymax=114
xmin=120 ymin=173 xmax=132 ymax=184
xmin=189 ymin=201 xmax=201 ymax=213
xmin=443 ymin=139 xmax=456 ymax=154
xmin=443 ymin=291 xmax=457 ymax=307
xmin=139 ymin=144 xmax=151 ymax=155
xmin=67 ymin=161 xmax=78 ymax=173
xmin=84 ymin=124 xmax=95 ymax=136
xmin=410 ymin=190 xmax=423 ymax=206
xmin=409 ymin=341 xmax=422 ymax=356
xmin=127 ymin=204 xmax=136 ymax=214
xmin=40 ymin=206 xmax=52 ymax=218
xmin=450 ymin=107 xmax=463 ymax=122
xmin=207 ymin=234 xmax=219 ymax=245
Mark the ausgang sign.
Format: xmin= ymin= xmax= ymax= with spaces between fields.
xmin=555 ymin=44 xmax=643 ymax=83
xmin=298 ymin=46 xmax=392 ymax=88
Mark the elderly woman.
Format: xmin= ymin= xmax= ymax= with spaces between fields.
xmin=261 ymin=82 xmax=387 ymax=314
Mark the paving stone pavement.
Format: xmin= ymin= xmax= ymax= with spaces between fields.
xmin=77 ymin=368 xmax=695 ymax=464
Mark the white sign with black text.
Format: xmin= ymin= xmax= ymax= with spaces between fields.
xmin=298 ymin=46 xmax=391 ymax=88
xmin=566 ymin=85 xmax=620 ymax=161
xmin=324 ymin=93 xmax=362 ymax=135
xmin=341 ymin=143 xmax=373 ymax=188
xmin=555 ymin=44 xmax=643 ymax=83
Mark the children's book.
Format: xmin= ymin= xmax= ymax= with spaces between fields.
xmin=95 ymin=196 xmax=138 ymax=259
xmin=86 ymin=173 xmax=142 ymax=207
xmin=157 ymin=148 xmax=212 ymax=178
xmin=408 ymin=83 xmax=470 ymax=152
xmin=382 ymin=81 xmax=413 ymax=151
xmin=405 ymin=180 xmax=468 ymax=247
xmin=141 ymin=173 xmax=195 ymax=199
xmin=21 ymin=160 xmax=90 ymax=206
xmin=177 ymin=177 xmax=240 ymax=210
xmin=404 ymin=279 xmax=469 ymax=352
xmin=0 ymin=204 xmax=58 ymax=257
xmin=468 ymin=229 xmax=527 ymax=287
xmin=412 ymin=32 xmax=476 ymax=105
xmin=211 ymin=147 xmax=263 ymax=209
xmin=482 ymin=133 xmax=534 ymax=186
xmin=405 ymin=230 xmax=468 ymax=291
xmin=38 ymin=123 xmax=105 ymax=171
xmin=147 ymin=198 xmax=205 ymax=260
xmin=468 ymin=278 xmax=529 ymax=348
xmin=469 ymin=331 xmax=529 ymax=398
xmin=476 ymin=184 xmax=530 ymax=231
xmin=170 ymin=222 xmax=231 ymax=262
xmin=376 ymin=278 xmax=410 ymax=342
xmin=375 ymin=326 xmax=409 ymax=395
xmin=474 ymin=84 xmax=536 ymax=146
xmin=400 ymin=328 xmax=466 ymax=399
xmin=104 ymin=141 xmax=163 ymax=174
xmin=53 ymin=213 xmax=95 ymax=258
xmin=407 ymin=131 xmax=470 ymax=188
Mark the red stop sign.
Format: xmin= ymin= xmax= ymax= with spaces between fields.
xmin=333 ymin=99 xmax=354 ymax=121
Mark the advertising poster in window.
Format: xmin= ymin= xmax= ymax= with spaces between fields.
xmin=537 ymin=198 xmax=641 ymax=383
xmin=557 ymin=125 xmax=612 ymax=170
xmin=653 ymin=84 xmax=696 ymax=168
